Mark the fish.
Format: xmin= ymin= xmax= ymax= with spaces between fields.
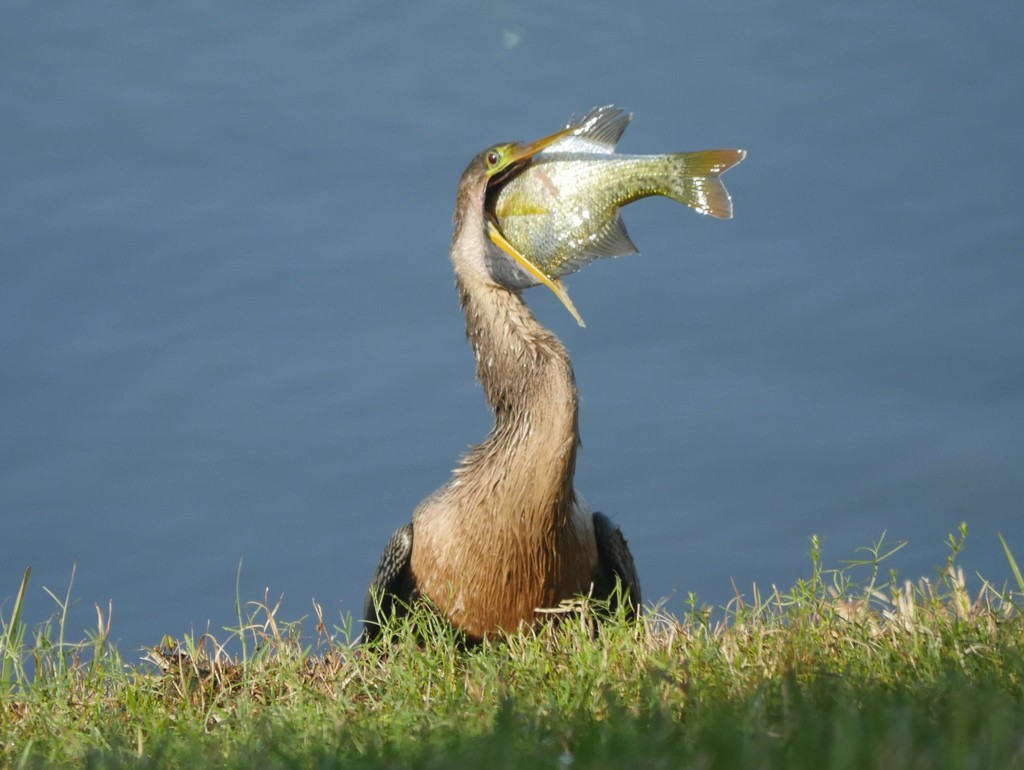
xmin=483 ymin=106 xmax=745 ymax=326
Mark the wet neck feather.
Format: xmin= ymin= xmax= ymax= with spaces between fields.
xmin=453 ymin=266 xmax=580 ymax=527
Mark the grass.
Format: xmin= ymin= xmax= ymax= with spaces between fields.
xmin=2 ymin=526 xmax=1024 ymax=769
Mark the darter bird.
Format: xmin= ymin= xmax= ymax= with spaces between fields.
xmin=361 ymin=107 xmax=744 ymax=643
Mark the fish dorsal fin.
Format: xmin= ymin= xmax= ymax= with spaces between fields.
xmin=557 ymin=214 xmax=640 ymax=275
xmin=545 ymin=106 xmax=631 ymax=155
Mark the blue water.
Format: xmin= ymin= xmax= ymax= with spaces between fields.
xmin=3 ymin=2 xmax=1022 ymax=653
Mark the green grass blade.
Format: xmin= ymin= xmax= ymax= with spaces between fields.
xmin=998 ymin=531 xmax=1024 ymax=594
xmin=2 ymin=566 xmax=31 ymax=688
xmin=235 ymin=558 xmax=247 ymax=665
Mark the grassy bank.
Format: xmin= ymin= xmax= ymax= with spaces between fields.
xmin=3 ymin=529 xmax=1024 ymax=768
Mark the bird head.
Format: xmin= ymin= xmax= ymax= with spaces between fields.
xmin=451 ymin=122 xmax=586 ymax=325
xmin=480 ymin=126 xmax=588 ymax=325
xmin=480 ymin=124 xmax=575 ymax=187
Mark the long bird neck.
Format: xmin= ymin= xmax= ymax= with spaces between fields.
xmin=402 ymin=169 xmax=596 ymax=639
xmin=451 ymin=258 xmax=581 ymax=530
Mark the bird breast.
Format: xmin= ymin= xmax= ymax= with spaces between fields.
xmin=410 ymin=491 xmax=598 ymax=640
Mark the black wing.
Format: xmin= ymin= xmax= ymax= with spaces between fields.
xmin=359 ymin=523 xmax=415 ymax=644
xmin=591 ymin=512 xmax=641 ymax=618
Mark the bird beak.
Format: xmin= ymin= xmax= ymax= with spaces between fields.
xmin=506 ymin=125 xmax=575 ymax=163
xmin=486 ymin=125 xmax=578 ymax=188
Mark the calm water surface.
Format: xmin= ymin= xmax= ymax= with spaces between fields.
xmin=3 ymin=2 xmax=1023 ymax=652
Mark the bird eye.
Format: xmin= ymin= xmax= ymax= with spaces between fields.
xmin=486 ymin=150 xmax=500 ymax=168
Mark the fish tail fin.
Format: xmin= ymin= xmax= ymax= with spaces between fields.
xmin=666 ymin=149 xmax=746 ymax=219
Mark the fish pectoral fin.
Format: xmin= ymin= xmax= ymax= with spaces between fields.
xmin=494 ymin=202 xmax=549 ymax=218
xmin=486 ymin=221 xmax=587 ymax=328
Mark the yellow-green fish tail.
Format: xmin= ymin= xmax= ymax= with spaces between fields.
xmin=665 ymin=149 xmax=747 ymax=219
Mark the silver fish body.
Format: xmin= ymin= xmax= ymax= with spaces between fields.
xmin=487 ymin=107 xmax=745 ymax=288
